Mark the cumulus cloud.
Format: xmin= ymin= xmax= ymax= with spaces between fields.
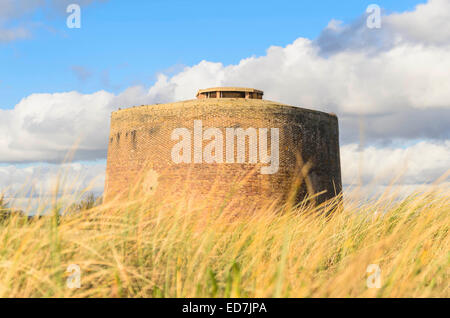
xmin=341 ymin=140 xmax=450 ymax=186
xmin=317 ymin=0 xmax=450 ymax=54
xmin=0 ymin=162 xmax=105 ymax=199
xmin=150 ymin=41 xmax=450 ymax=117
xmin=341 ymin=139 xmax=450 ymax=199
xmin=0 ymin=162 xmax=105 ymax=212
xmin=0 ymin=88 xmax=157 ymax=162
xmin=386 ymin=0 xmax=450 ymax=46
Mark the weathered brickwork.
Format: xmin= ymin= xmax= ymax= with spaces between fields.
xmin=105 ymin=93 xmax=342 ymax=206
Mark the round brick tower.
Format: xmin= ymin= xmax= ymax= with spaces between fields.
xmin=105 ymin=87 xmax=342 ymax=205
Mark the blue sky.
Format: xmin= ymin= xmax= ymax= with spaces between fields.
xmin=0 ymin=0 xmax=424 ymax=110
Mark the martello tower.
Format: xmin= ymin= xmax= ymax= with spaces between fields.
xmin=105 ymin=87 xmax=342 ymax=205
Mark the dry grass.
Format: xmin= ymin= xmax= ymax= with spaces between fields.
xmin=0 ymin=176 xmax=448 ymax=298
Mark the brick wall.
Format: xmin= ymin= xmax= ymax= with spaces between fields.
xmin=105 ymin=98 xmax=342 ymax=206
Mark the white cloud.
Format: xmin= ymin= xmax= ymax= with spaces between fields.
xmin=151 ymin=40 xmax=450 ymax=114
xmin=317 ymin=0 xmax=450 ymax=54
xmin=0 ymin=87 xmax=158 ymax=162
xmin=0 ymin=162 xmax=105 ymax=197
xmin=341 ymin=140 xmax=450 ymax=186
xmin=386 ymin=0 xmax=450 ymax=46
xmin=0 ymin=161 xmax=105 ymax=213
xmin=0 ymin=91 xmax=114 ymax=162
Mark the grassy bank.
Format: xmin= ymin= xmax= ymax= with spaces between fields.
xmin=0 ymin=185 xmax=448 ymax=298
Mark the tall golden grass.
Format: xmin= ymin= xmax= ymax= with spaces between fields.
xmin=0 ymin=173 xmax=448 ymax=298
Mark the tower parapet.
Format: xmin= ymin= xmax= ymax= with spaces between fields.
xmin=196 ymin=87 xmax=263 ymax=99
